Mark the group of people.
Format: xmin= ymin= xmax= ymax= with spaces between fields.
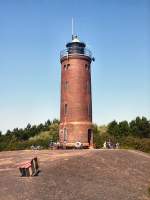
xmin=49 ymin=141 xmax=60 ymax=149
xmin=103 ymin=140 xmax=119 ymax=149
xmin=30 ymin=145 xmax=42 ymax=150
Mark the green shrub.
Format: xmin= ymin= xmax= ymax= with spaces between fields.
xmin=121 ymin=137 xmax=150 ymax=153
xmin=0 ymin=117 xmax=150 ymax=152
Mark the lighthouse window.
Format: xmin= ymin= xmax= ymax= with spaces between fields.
xmin=64 ymin=128 xmax=67 ymax=141
xmin=87 ymin=81 xmax=91 ymax=93
xmin=88 ymin=103 xmax=91 ymax=117
xmin=64 ymin=64 xmax=67 ymax=70
xmin=64 ymin=81 xmax=68 ymax=89
xmin=64 ymin=64 xmax=70 ymax=70
xmin=64 ymin=104 xmax=68 ymax=115
xmin=85 ymin=64 xmax=89 ymax=70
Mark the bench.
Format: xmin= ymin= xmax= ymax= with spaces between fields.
xmin=18 ymin=157 xmax=39 ymax=177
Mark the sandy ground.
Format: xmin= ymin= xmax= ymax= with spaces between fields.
xmin=0 ymin=149 xmax=150 ymax=200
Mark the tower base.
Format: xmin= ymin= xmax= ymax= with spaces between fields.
xmin=59 ymin=122 xmax=93 ymax=148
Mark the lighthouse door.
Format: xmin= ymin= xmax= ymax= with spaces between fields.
xmin=88 ymin=129 xmax=92 ymax=145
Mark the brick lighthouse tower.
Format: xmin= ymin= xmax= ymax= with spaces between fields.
xmin=59 ymin=34 xmax=94 ymax=148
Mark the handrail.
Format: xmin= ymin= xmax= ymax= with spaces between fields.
xmin=60 ymin=47 xmax=92 ymax=60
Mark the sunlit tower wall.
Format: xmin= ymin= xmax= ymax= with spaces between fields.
xmin=59 ymin=35 xmax=94 ymax=148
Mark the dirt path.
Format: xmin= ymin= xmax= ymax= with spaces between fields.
xmin=0 ymin=149 xmax=150 ymax=200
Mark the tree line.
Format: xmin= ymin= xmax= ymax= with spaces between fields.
xmin=0 ymin=116 xmax=150 ymax=152
xmin=93 ymin=116 xmax=150 ymax=152
xmin=0 ymin=119 xmax=59 ymax=151
xmin=108 ymin=116 xmax=150 ymax=139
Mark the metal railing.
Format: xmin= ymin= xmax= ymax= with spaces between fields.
xmin=60 ymin=47 xmax=92 ymax=60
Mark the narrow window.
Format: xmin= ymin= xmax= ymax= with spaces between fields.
xmin=88 ymin=103 xmax=91 ymax=117
xmin=64 ymin=128 xmax=67 ymax=141
xmin=86 ymin=81 xmax=91 ymax=94
xmin=64 ymin=64 xmax=70 ymax=70
xmin=64 ymin=81 xmax=68 ymax=90
xmin=85 ymin=64 xmax=90 ymax=71
xmin=85 ymin=64 xmax=89 ymax=70
xmin=64 ymin=104 xmax=67 ymax=115
xmin=64 ymin=64 xmax=67 ymax=70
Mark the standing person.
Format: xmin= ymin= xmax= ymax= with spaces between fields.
xmin=108 ymin=140 xmax=111 ymax=149
xmin=103 ymin=141 xmax=107 ymax=149
xmin=116 ymin=142 xmax=119 ymax=149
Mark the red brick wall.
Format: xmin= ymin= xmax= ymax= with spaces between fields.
xmin=59 ymin=55 xmax=93 ymax=147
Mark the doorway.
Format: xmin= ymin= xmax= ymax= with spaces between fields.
xmin=88 ymin=129 xmax=92 ymax=145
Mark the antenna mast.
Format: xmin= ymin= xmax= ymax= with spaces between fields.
xmin=72 ymin=18 xmax=74 ymax=40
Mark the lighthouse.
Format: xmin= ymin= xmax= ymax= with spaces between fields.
xmin=59 ymin=34 xmax=94 ymax=148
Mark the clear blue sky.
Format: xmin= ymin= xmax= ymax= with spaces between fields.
xmin=0 ymin=0 xmax=149 ymax=133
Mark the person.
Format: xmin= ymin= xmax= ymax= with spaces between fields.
xmin=31 ymin=145 xmax=35 ymax=150
xmin=116 ymin=142 xmax=119 ymax=149
xmin=113 ymin=143 xmax=116 ymax=149
xmin=56 ymin=141 xmax=60 ymax=149
xmin=103 ymin=141 xmax=107 ymax=149
xmin=107 ymin=140 xmax=111 ymax=149
xmin=49 ymin=140 xmax=54 ymax=149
